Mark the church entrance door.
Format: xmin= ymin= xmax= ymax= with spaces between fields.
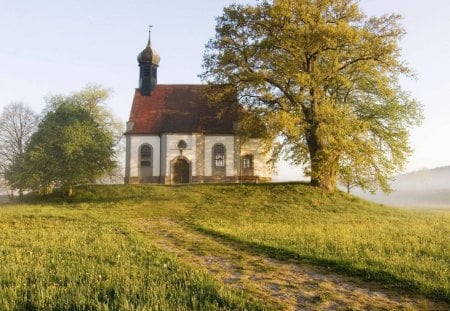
xmin=173 ymin=158 xmax=190 ymax=184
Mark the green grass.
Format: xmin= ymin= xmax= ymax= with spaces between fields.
xmin=185 ymin=184 xmax=450 ymax=300
xmin=2 ymin=182 xmax=449 ymax=307
xmin=0 ymin=204 xmax=265 ymax=310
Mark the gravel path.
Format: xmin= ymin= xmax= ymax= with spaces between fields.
xmin=133 ymin=217 xmax=448 ymax=310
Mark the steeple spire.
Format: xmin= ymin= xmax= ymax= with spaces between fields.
xmin=138 ymin=26 xmax=160 ymax=65
xmin=137 ymin=26 xmax=160 ymax=96
xmin=147 ymin=25 xmax=152 ymax=46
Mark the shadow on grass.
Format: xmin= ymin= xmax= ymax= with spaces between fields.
xmin=190 ymin=225 xmax=449 ymax=303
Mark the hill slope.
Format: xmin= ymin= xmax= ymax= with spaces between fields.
xmin=2 ymin=183 xmax=449 ymax=309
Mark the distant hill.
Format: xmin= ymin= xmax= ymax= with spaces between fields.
xmin=355 ymin=166 xmax=450 ymax=208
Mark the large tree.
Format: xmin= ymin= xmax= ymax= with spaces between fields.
xmin=6 ymin=87 xmax=118 ymax=196
xmin=0 ymin=102 xmax=38 ymax=198
xmin=202 ymin=0 xmax=422 ymax=192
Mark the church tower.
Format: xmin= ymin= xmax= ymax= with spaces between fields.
xmin=137 ymin=26 xmax=160 ymax=96
xmin=125 ymin=27 xmax=272 ymax=185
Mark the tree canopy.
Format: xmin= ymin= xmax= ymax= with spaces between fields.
xmin=202 ymin=0 xmax=423 ymax=192
xmin=6 ymin=86 xmax=118 ymax=196
xmin=44 ymin=84 xmax=123 ymax=145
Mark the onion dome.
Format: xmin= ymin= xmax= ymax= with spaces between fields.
xmin=137 ymin=26 xmax=160 ymax=65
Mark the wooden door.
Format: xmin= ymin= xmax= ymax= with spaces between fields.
xmin=173 ymin=158 xmax=190 ymax=183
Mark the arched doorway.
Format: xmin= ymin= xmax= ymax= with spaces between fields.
xmin=172 ymin=157 xmax=190 ymax=184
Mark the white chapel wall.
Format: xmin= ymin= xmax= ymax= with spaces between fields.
xmin=129 ymin=135 xmax=161 ymax=177
xmin=241 ymin=138 xmax=271 ymax=177
xmin=163 ymin=134 xmax=198 ymax=177
xmin=127 ymin=134 xmax=270 ymax=181
xmin=204 ymin=135 xmax=235 ymax=176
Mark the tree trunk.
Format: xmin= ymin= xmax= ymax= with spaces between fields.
xmin=67 ymin=186 xmax=73 ymax=197
xmin=304 ymin=87 xmax=338 ymax=192
xmin=310 ymin=158 xmax=337 ymax=191
xmin=306 ymin=127 xmax=337 ymax=192
xmin=7 ymin=190 xmax=14 ymax=200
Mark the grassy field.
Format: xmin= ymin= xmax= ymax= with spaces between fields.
xmin=186 ymin=184 xmax=450 ymax=300
xmin=1 ymin=183 xmax=449 ymax=309
xmin=0 ymin=202 xmax=264 ymax=310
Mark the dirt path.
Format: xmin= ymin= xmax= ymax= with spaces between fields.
xmin=132 ymin=217 xmax=448 ymax=310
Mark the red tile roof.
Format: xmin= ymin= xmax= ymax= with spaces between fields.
xmin=126 ymin=85 xmax=238 ymax=134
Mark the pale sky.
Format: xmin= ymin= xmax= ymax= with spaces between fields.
xmin=0 ymin=0 xmax=449 ymax=181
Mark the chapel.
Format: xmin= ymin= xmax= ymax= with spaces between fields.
xmin=124 ymin=30 xmax=271 ymax=184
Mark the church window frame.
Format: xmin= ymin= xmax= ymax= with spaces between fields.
xmin=177 ymin=140 xmax=188 ymax=150
xmin=139 ymin=144 xmax=153 ymax=167
xmin=243 ymin=155 xmax=253 ymax=169
xmin=241 ymin=154 xmax=254 ymax=177
xmin=212 ymin=143 xmax=226 ymax=168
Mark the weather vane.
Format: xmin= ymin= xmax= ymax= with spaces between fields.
xmin=146 ymin=25 xmax=153 ymax=46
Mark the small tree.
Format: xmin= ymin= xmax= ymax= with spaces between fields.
xmin=0 ymin=102 xmax=38 ymax=198
xmin=202 ymin=0 xmax=423 ymax=192
xmin=338 ymin=157 xmax=363 ymax=194
xmin=45 ymin=84 xmax=123 ymax=146
xmin=7 ymin=87 xmax=117 ymax=196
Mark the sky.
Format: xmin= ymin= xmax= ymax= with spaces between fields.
xmin=0 ymin=0 xmax=449 ymax=181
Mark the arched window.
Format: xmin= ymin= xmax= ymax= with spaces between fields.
xmin=213 ymin=144 xmax=225 ymax=167
xmin=140 ymin=144 xmax=152 ymax=167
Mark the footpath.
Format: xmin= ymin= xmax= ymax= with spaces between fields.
xmin=132 ymin=217 xmax=448 ymax=311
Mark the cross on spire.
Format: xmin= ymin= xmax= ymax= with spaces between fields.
xmin=148 ymin=25 xmax=153 ymax=46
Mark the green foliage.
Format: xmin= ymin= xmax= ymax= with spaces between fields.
xmin=202 ymin=0 xmax=423 ymax=191
xmin=0 ymin=205 xmax=265 ymax=310
xmin=45 ymin=84 xmax=123 ymax=145
xmin=7 ymin=87 xmax=118 ymax=195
